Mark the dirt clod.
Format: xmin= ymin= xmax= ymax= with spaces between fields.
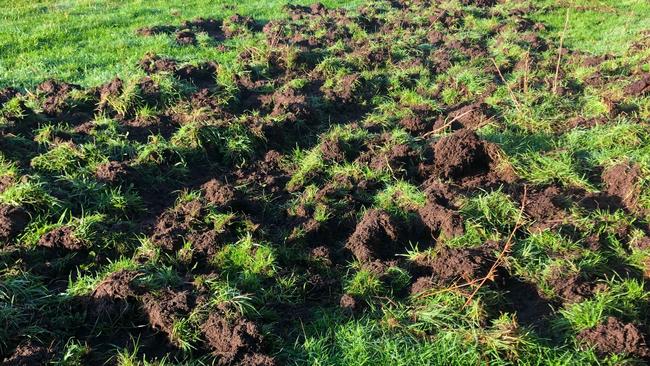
xmin=202 ymin=313 xmax=274 ymax=365
xmin=38 ymin=226 xmax=85 ymax=250
xmin=578 ymin=317 xmax=650 ymax=358
xmin=433 ymin=129 xmax=491 ymax=180
xmin=0 ymin=205 xmax=29 ymax=242
xmin=346 ymin=209 xmax=402 ymax=262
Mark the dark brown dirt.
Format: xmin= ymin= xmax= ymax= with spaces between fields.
xmin=151 ymin=200 xmax=204 ymax=251
xmin=201 ymin=313 xmax=274 ymax=366
xmin=95 ymin=161 xmax=130 ymax=183
xmin=346 ymin=209 xmax=403 ymax=262
xmin=202 ymin=178 xmax=237 ymax=207
xmin=0 ymin=87 xmax=18 ymax=106
xmin=175 ymin=30 xmax=197 ymax=45
xmin=546 ymin=270 xmax=600 ymax=304
xmin=175 ymin=62 xmax=218 ymax=86
xmin=269 ymin=87 xmax=309 ymax=121
xmin=0 ymin=174 xmax=14 ymax=193
xmin=36 ymin=79 xmax=78 ymax=116
xmin=0 ymin=204 xmax=28 ymax=242
xmin=91 ymin=270 xmax=140 ymax=318
xmin=409 ymin=244 xmax=495 ymax=294
xmin=578 ymin=317 xmax=650 ymax=358
xmin=625 ymin=73 xmax=650 ymax=96
xmin=222 ymin=14 xmax=257 ymax=38
xmin=37 ymin=226 xmax=85 ymax=251
xmin=522 ymin=186 xmax=568 ymax=230
xmin=1 ymin=341 xmax=50 ymax=366
xmin=139 ymin=53 xmax=178 ymax=74
xmin=601 ymin=162 xmax=642 ymax=211
xmin=498 ymin=276 xmax=554 ymax=327
xmin=339 ymin=293 xmax=362 ymax=313
xmin=435 ymin=102 xmax=495 ymax=131
xmin=417 ymin=201 xmax=464 ymax=239
xmin=142 ymin=289 xmax=193 ymax=339
xmin=433 ymin=129 xmax=491 ymax=180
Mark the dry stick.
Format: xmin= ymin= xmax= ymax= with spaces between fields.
xmin=553 ymin=9 xmax=570 ymax=95
xmin=523 ymin=49 xmax=530 ymax=95
xmin=491 ymin=58 xmax=522 ymax=113
xmin=422 ymin=108 xmax=476 ymax=138
xmin=461 ymin=185 xmax=528 ymax=309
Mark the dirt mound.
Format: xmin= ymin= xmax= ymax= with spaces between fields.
xmin=2 ymin=341 xmax=50 ymax=366
xmin=601 ymin=162 xmax=642 ymax=211
xmin=202 ymin=179 xmax=238 ymax=207
xmin=435 ymin=102 xmax=494 ymax=131
xmin=151 ymin=200 xmax=204 ymax=251
xmin=578 ymin=317 xmax=650 ymax=358
xmin=346 ymin=209 xmax=403 ymax=262
xmin=36 ymin=79 xmax=79 ymax=116
xmin=522 ymin=186 xmax=568 ymax=230
xmin=625 ymin=73 xmax=650 ymax=96
xmin=37 ymin=226 xmax=85 ymax=250
xmin=0 ymin=205 xmax=29 ymax=242
xmin=139 ymin=53 xmax=178 ymax=74
xmin=433 ymin=129 xmax=491 ymax=180
xmin=202 ymin=313 xmax=275 ymax=365
xmin=0 ymin=87 xmax=18 ymax=106
xmin=175 ymin=30 xmax=197 ymax=45
xmin=142 ymin=289 xmax=193 ymax=339
xmin=417 ymin=201 xmax=464 ymax=239
xmin=95 ymin=161 xmax=130 ymax=183
xmin=175 ymin=62 xmax=218 ymax=86
xmin=410 ymin=244 xmax=495 ymax=294
xmin=339 ymin=293 xmax=363 ymax=313
xmin=547 ymin=270 xmax=600 ymax=304
xmin=91 ymin=270 xmax=140 ymax=318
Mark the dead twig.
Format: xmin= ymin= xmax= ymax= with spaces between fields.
xmin=553 ymin=9 xmax=570 ymax=95
xmin=491 ymin=58 xmax=522 ymax=113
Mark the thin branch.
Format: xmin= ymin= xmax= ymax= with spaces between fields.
xmin=553 ymin=9 xmax=570 ymax=95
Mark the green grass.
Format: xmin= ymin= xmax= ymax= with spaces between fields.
xmin=0 ymin=0 xmax=362 ymax=89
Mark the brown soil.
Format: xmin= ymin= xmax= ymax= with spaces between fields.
xmin=433 ymin=129 xmax=491 ymax=180
xmin=523 ymin=186 xmax=568 ymax=230
xmin=36 ymin=79 xmax=78 ymax=116
xmin=625 ymin=73 xmax=650 ymax=96
xmin=578 ymin=317 xmax=650 ymax=358
xmin=142 ymin=289 xmax=193 ymax=339
xmin=37 ymin=226 xmax=85 ymax=251
xmin=176 ymin=30 xmax=197 ymax=45
xmin=417 ymin=201 xmax=465 ymax=239
xmin=410 ymin=244 xmax=495 ymax=294
xmin=202 ymin=178 xmax=238 ymax=207
xmin=339 ymin=293 xmax=362 ymax=313
xmin=139 ymin=53 xmax=178 ymax=74
xmin=151 ymin=200 xmax=204 ymax=251
xmin=546 ymin=270 xmax=600 ymax=304
xmin=346 ymin=209 xmax=403 ymax=262
xmin=1 ymin=341 xmax=50 ymax=366
xmin=0 ymin=205 xmax=28 ymax=242
xmin=91 ymin=270 xmax=140 ymax=318
xmin=0 ymin=87 xmax=18 ymax=106
xmin=95 ymin=161 xmax=130 ymax=183
xmin=0 ymin=174 xmax=14 ymax=193
xmin=201 ymin=313 xmax=275 ymax=365
xmin=601 ymin=162 xmax=642 ymax=211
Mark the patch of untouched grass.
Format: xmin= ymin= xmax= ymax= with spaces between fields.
xmin=533 ymin=0 xmax=650 ymax=55
xmin=0 ymin=0 xmax=362 ymax=89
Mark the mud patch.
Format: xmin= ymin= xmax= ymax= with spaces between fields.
xmin=578 ymin=317 xmax=650 ymax=358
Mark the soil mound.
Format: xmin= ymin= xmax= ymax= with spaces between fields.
xmin=142 ymin=289 xmax=193 ymax=339
xmin=578 ymin=317 xmax=650 ymax=358
xmin=433 ymin=129 xmax=491 ymax=180
xmin=2 ymin=341 xmax=50 ymax=366
xmin=201 ymin=313 xmax=275 ymax=366
xmin=602 ymin=162 xmax=642 ymax=211
xmin=37 ymin=226 xmax=85 ymax=250
xmin=417 ymin=201 xmax=464 ymax=239
xmin=95 ymin=161 xmax=130 ymax=183
xmin=346 ymin=209 xmax=402 ymax=262
xmin=0 ymin=205 xmax=28 ymax=242
xmin=410 ymin=244 xmax=495 ymax=294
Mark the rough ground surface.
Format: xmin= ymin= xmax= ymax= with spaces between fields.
xmin=1 ymin=0 xmax=650 ymax=365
